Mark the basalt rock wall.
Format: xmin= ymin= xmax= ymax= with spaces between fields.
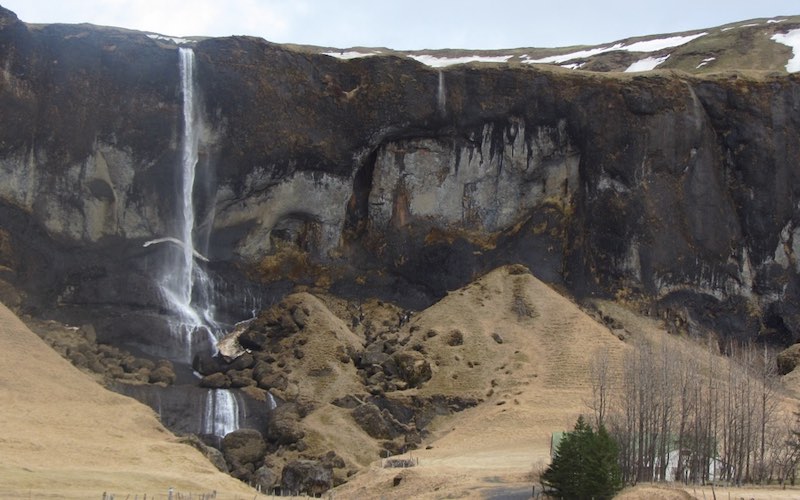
xmin=1 ymin=6 xmax=800 ymax=345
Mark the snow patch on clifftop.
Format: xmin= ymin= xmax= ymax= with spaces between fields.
xmin=625 ymin=55 xmax=670 ymax=72
xmin=408 ymin=54 xmax=513 ymax=67
xmin=771 ymin=29 xmax=800 ymax=73
xmin=323 ymin=50 xmax=380 ymax=59
xmin=523 ymin=32 xmax=706 ymax=65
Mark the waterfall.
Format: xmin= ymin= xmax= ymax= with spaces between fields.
xmin=150 ymin=47 xmax=219 ymax=359
xmin=437 ymin=70 xmax=446 ymax=116
xmin=203 ymin=389 xmax=241 ymax=437
xmin=178 ymin=47 xmax=198 ymax=319
xmin=150 ymin=47 xmax=242 ymax=438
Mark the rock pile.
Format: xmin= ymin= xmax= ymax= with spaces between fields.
xmin=24 ymin=317 xmax=176 ymax=386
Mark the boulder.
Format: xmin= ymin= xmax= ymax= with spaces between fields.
xmin=321 ymin=450 xmax=346 ymax=469
xmin=204 ymin=445 xmax=229 ymax=473
xmin=239 ymin=328 xmax=269 ymax=351
xmin=280 ymin=460 xmax=333 ymax=496
xmin=230 ymin=462 xmax=255 ymax=481
xmin=229 ymin=369 xmax=256 ymax=388
xmin=257 ymin=372 xmax=288 ymax=391
xmin=391 ymin=350 xmax=432 ymax=388
xmin=79 ymin=324 xmax=97 ymax=344
xmin=222 ymin=428 xmax=266 ymax=467
xmin=360 ymin=341 xmax=388 ymax=366
xmin=200 ymin=372 xmax=231 ymax=389
xmin=252 ymin=360 xmax=273 ymax=380
xmin=446 ymin=329 xmax=464 ymax=346
xmin=192 ymin=352 xmax=227 ymax=375
xmin=351 ymin=403 xmax=408 ymax=439
xmin=267 ymin=404 xmax=305 ymax=445
xmin=253 ymin=465 xmax=279 ymax=492
xmin=178 ymin=435 xmax=229 ymax=473
xmin=148 ymin=365 xmax=176 ymax=385
xmin=777 ymin=343 xmax=800 ymax=375
xmin=291 ymin=305 xmax=309 ymax=328
xmin=331 ymin=394 xmax=365 ymax=409
xmin=230 ymin=352 xmax=255 ymax=371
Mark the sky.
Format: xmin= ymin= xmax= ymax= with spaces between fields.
xmin=1 ymin=1 xmax=796 ymax=50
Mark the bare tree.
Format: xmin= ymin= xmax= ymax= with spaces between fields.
xmin=588 ymin=347 xmax=612 ymax=429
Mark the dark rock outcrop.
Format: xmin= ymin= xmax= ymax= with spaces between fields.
xmin=178 ymin=434 xmax=229 ymax=473
xmin=351 ymin=402 xmax=412 ymax=440
xmin=221 ymin=428 xmax=267 ymax=468
xmin=390 ymin=350 xmax=432 ymax=388
xmin=266 ymin=404 xmax=305 ymax=445
xmin=280 ymin=459 xmax=333 ymax=496
xmin=0 ymin=7 xmax=799 ymax=356
xmin=253 ymin=465 xmax=278 ymax=492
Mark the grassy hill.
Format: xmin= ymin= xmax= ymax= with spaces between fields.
xmin=0 ymin=302 xmax=266 ymax=499
xmin=310 ymin=15 xmax=800 ymax=74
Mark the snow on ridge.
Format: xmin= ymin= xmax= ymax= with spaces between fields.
xmin=523 ymin=32 xmax=707 ymax=65
xmin=146 ymin=34 xmax=193 ymax=44
xmin=621 ymin=33 xmax=707 ymax=52
xmin=723 ymin=19 xmax=785 ymax=31
xmin=408 ymin=54 xmax=513 ymax=67
xmin=696 ymin=57 xmax=715 ymax=69
xmin=522 ymin=44 xmax=623 ymax=64
xmin=771 ymin=29 xmax=800 ymax=73
xmin=323 ymin=50 xmax=379 ymax=59
xmin=625 ymin=55 xmax=670 ymax=72
xmin=722 ymin=22 xmax=761 ymax=32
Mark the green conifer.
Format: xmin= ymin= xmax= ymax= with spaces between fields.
xmin=542 ymin=415 xmax=623 ymax=499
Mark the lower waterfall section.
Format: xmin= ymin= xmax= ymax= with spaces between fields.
xmin=114 ymin=381 xmax=271 ymax=442
xmin=204 ymin=389 xmax=241 ymax=438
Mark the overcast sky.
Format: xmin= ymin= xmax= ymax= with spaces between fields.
xmin=1 ymin=1 xmax=796 ymax=50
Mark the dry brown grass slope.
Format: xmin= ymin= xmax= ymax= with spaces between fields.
xmin=333 ymin=266 xmax=630 ymax=498
xmin=333 ymin=266 xmax=800 ymax=499
xmin=0 ymin=302 xmax=266 ymax=499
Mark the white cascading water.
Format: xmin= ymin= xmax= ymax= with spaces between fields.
xmin=146 ymin=47 xmax=241 ymax=437
xmin=204 ymin=389 xmax=240 ymax=437
xmin=148 ymin=47 xmax=217 ymax=347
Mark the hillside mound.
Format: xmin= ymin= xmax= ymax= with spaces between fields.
xmin=0 ymin=302 xmax=264 ymax=499
xmin=332 ymin=265 xmax=629 ymax=498
xmin=332 ymin=267 xmax=800 ymax=499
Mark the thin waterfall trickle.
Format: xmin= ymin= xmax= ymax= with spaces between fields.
xmin=437 ymin=70 xmax=446 ymax=116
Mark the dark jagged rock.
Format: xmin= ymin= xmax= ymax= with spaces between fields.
xmin=200 ymin=372 xmax=230 ymax=389
xmin=148 ymin=364 xmax=176 ymax=385
xmin=280 ymin=459 xmax=333 ymax=496
xmin=253 ymin=465 xmax=279 ymax=492
xmin=266 ymin=404 xmax=305 ymax=445
xmin=351 ymin=403 xmax=412 ymax=440
xmin=179 ymin=434 xmax=229 ymax=473
xmin=221 ymin=428 xmax=267 ymax=467
xmin=390 ymin=350 xmax=432 ymax=388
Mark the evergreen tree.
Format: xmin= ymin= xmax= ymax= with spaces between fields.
xmin=542 ymin=415 xmax=623 ymax=499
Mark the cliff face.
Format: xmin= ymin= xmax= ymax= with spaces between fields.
xmin=1 ymin=6 xmax=800 ymax=345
